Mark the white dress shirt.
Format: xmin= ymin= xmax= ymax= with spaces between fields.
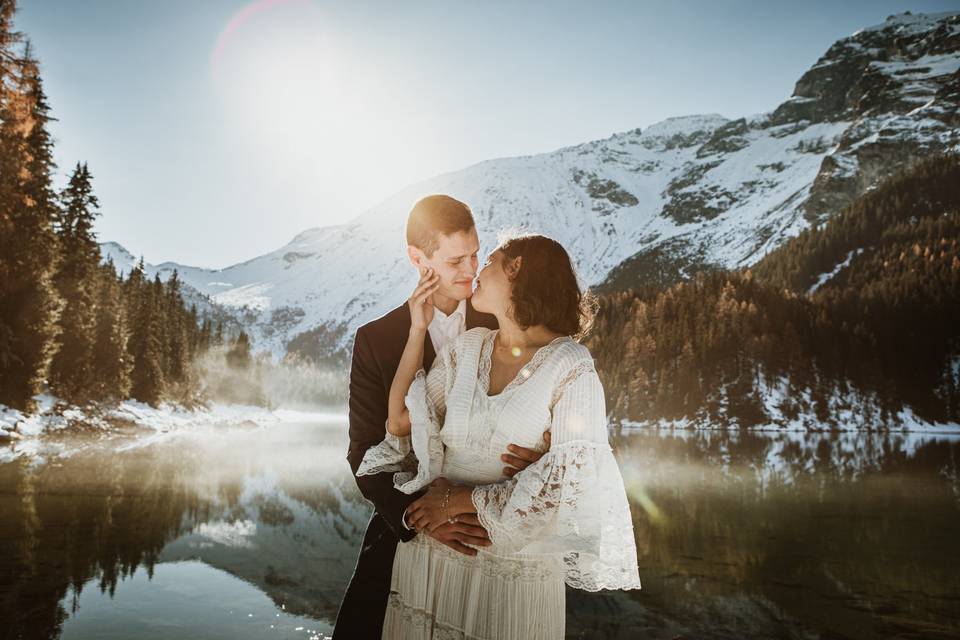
xmin=427 ymin=298 xmax=467 ymax=355
xmin=402 ymin=297 xmax=468 ymax=531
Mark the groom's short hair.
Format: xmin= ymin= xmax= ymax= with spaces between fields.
xmin=406 ymin=195 xmax=475 ymax=258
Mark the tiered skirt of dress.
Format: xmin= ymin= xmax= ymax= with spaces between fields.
xmin=383 ymin=534 xmax=566 ymax=640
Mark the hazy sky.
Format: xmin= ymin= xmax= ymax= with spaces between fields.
xmin=16 ymin=0 xmax=959 ymax=269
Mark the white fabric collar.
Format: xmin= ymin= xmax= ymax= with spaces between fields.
xmin=432 ymin=298 xmax=467 ymax=325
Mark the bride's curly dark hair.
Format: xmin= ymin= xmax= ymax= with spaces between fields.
xmin=497 ymin=233 xmax=597 ymax=340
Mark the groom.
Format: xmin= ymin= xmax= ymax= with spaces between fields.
xmin=333 ymin=195 xmax=548 ymax=638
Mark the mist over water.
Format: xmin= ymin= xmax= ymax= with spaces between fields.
xmin=193 ymin=346 xmax=348 ymax=410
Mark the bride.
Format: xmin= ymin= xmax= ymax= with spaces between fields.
xmin=357 ymin=233 xmax=641 ymax=639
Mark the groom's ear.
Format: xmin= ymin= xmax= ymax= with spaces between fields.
xmin=407 ymin=245 xmax=425 ymax=271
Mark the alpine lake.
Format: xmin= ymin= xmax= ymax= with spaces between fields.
xmin=2 ymin=414 xmax=958 ymax=640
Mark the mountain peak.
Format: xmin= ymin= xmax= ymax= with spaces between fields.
xmin=774 ymin=10 xmax=960 ymax=126
xmin=640 ymin=114 xmax=730 ymax=139
xmin=288 ymin=225 xmax=343 ymax=246
xmin=855 ymin=10 xmax=960 ymax=36
xmin=98 ymin=241 xmax=138 ymax=275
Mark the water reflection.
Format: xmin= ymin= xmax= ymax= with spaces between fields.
xmin=0 ymin=420 xmax=364 ymax=639
xmin=59 ymin=561 xmax=327 ymax=640
xmin=602 ymin=427 xmax=960 ymax=639
xmin=1 ymin=422 xmax=958 ymax=639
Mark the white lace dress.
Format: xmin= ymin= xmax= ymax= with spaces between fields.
xmin=357 ymin=327 xmax=641 ymax=640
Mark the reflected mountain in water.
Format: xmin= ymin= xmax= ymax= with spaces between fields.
xmin=0 ymin=421 xmax=367 ymax=639
xmin=158 ymin=471 xmax=368 ymax=620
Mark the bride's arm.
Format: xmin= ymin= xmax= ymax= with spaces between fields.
xmin=386 ymin=325 xmax=428 ymax=436
xmin=386 ymin=268 xmax=438 ymax=436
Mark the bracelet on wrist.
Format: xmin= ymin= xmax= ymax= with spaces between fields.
xmin=441 ymin=487 xmax=454 ymax=523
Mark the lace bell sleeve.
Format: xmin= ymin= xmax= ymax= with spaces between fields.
xmin=355 ymin=338 xmax=453 ymax=494
xmin=471 ymin=358 xmax=641 ymax=591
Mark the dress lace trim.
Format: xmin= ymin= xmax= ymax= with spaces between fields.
xmin=386 ymin=592 xmax=477 ymax=640
xmin=550 ymin=358 xmax=597 ymax=410
xmin=471 ymin=440 xmax=642 ymax=592
xmin=355 ymin=370 xmax=443 ymax=494
xmin=478 ymin=330 xmax=569 ymax=398
xmin=355 ymin=431 xmax=414 ymax=477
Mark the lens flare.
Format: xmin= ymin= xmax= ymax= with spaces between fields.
xmin=628 ymin=482 xmax=666 ymax=525
xmin=211 ymin=0 xmax=312 ymax=80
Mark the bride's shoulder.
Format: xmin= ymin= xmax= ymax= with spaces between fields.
xmin=552 ymin=336 xmax=593 ymax=362
xmin=465 ymin=326 xmax=494 ymax=338
xmin=544 ymin=338 xmax=596 ymax=379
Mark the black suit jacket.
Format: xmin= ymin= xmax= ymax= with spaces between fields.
xmin=333 ymin=297 xmax=497 ymax=638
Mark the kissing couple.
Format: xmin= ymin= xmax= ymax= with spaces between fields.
xmin=334 ymin=195 xmax=640 ymax=639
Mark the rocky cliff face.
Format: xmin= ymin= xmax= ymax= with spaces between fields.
xmin=102 ymin=11 xmax=960 ymax=362
xmin=785 ymin=11 xmax=960 ymax=222
xmin=604 ymin=11 xmax=960 ymax=290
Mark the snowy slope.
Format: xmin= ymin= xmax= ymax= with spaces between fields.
xmin=100 ymin=111 xmax=850 ymax=358
xmin=102 ymin=11 xmax=960 ymax=360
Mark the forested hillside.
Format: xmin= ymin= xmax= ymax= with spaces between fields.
xmin=586 ymin=155 xmax=960 ymax=428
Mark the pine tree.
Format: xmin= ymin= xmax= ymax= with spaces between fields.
xmin=186 ymin=304 xmax=199 ymax=353
xmin=226 ymin=330 xmax=252 ymax=369
xmin=91 ymin=260 xmax=132 ymax=400
xmin=49 ymin=162 xmax=101 ymax=401
xmin=197 ymin=316 xmax=212 ymax=353
xmin=0 ymin=33 xmax=63 ymax=411
xmin=0 ymin=6 xmax=211 ymax=411
xmin=122 ymin=257 xmax=145 ymax=320
xmin=129 ymin=274 xmax=165 ymax=406
xmin=163 ymin=270 xmax=189 ymax=383
xmin=0 ymin=0 xmax=20 ymax=397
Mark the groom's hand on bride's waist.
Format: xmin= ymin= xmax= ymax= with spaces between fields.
xmin=426 ymin=514 xmax=490 ymax=556
xmin=501 ymin=430 xmax=551 ymax=478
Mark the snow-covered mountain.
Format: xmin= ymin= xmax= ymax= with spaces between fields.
xmin=102 ymin=11 xmax=960 ymax=361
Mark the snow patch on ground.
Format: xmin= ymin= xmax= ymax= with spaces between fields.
xmin=871 ymin=53 xmax=960 ymax=80
xmin=619 ymin=374 xmax=960 ymax=435
xmin=1 ymin=394 xmax=341 ymax=444
xmin=809 ymin=248 xmax=863 ymax=293
xmin=210 ymin=282 xmax=274 ymax=311
xmin=617 ymin=375 xmax=960 ymax=485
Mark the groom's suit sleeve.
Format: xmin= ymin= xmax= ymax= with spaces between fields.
xmin=346 ymin=326 xmax=423 ymax=542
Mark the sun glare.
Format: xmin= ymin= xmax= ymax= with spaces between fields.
xmin=210 ymin=0 xmax=436 ymax=217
